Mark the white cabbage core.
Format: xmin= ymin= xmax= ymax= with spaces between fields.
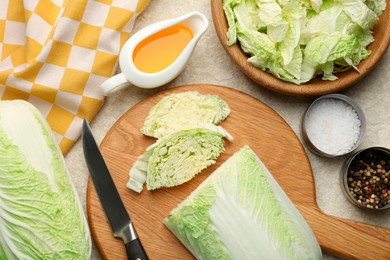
xmin=210 ymin=183 xmax=283 ymax=260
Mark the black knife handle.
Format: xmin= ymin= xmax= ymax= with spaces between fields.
xmin=125 ymin=238 xmax=149 ymax=260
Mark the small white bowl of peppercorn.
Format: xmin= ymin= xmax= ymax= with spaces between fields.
xmin=342 ymin=147 xmax=390 ymax=210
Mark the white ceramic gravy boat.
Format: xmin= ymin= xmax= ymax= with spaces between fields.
xmin=100 ymin=11 xmax=209 ymax=96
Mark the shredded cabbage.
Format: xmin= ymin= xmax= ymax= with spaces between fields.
xmin=164 ymin=145 xmax=322 ymax=259
xmin=0 ymin=100 xmax=91 ymax=260
xmin=223 ymin=0 xmax=386 ymax=84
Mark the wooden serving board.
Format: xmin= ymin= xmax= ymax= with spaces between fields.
xmin=87 ymin=84 xmax=390 ymax=260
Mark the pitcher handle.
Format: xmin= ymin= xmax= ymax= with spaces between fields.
xmin=100 ymin=73 xmax=130 ymax=96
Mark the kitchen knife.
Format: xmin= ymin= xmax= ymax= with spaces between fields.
xmin=82 ymin=120 xmax=149 ymax=260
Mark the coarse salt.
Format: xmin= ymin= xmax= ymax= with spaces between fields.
xmin=305 ymin=98 xmax=361 ymax=156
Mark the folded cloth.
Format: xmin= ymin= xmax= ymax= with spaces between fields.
xmin=0 ymin=0 xmax=150 ymax=155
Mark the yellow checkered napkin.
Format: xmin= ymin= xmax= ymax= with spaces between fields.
xmin=0 ymin=0 xmax=150 ymax=155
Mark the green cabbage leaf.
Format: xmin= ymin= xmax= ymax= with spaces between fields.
xmin=0 ymin=100 xmax=91 ymax=260
xmin=164 ymin=145 xmax=322 ymax=259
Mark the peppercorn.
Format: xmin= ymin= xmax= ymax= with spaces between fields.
xmin=346 ymin=149 xmax=390 ymax=209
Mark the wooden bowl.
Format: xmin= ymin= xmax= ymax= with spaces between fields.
xmin=211 ymin=0 xmax=390 ymax=96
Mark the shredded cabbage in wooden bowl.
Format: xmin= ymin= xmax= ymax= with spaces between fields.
xmin=212 ymin=0 xmax=389 ymax=96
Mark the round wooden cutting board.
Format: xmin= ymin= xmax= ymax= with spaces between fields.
xmin=86 ymin=84 xmax=390 ymax=260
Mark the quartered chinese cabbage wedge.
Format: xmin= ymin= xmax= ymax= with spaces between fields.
xmin=0 ymin=100 xmax=91 ymax=260
xmin=164 ymin=145 xmax=322 ymax=260
xmin=127 ymin=124 xmax=233 ymax=193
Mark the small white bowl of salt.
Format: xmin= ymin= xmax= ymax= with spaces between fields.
xmin=302 ymin=94 xmax=366 ymax=157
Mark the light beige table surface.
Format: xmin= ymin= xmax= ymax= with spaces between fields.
xmin=65 ymin=1 xmax=390 ymax=259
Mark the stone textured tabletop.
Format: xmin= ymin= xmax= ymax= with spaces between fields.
xmin=65 ymin=0 xmax=390 ymax=259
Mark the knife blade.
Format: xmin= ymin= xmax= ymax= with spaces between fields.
xmin=82 ymin=120 xmax=148 ymax=260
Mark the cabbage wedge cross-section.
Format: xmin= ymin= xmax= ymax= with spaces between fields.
xmin=127 ymin=124 xmax=233 ymax=193
xmin=141 ymin=91 xmax=231 ymax=138
xmin=164 ymin=145 xmax=322 ymax=260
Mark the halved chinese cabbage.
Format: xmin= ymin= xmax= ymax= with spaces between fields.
xmin=141 ymin=91 xmax=231 ymax=138
xmin=164 ymin=145 xmax=322 ymax=260
xmin=127 ymin=124 xmax=233 ymax=193
xmin=0 ymin=100 xmax=91 ymax=259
